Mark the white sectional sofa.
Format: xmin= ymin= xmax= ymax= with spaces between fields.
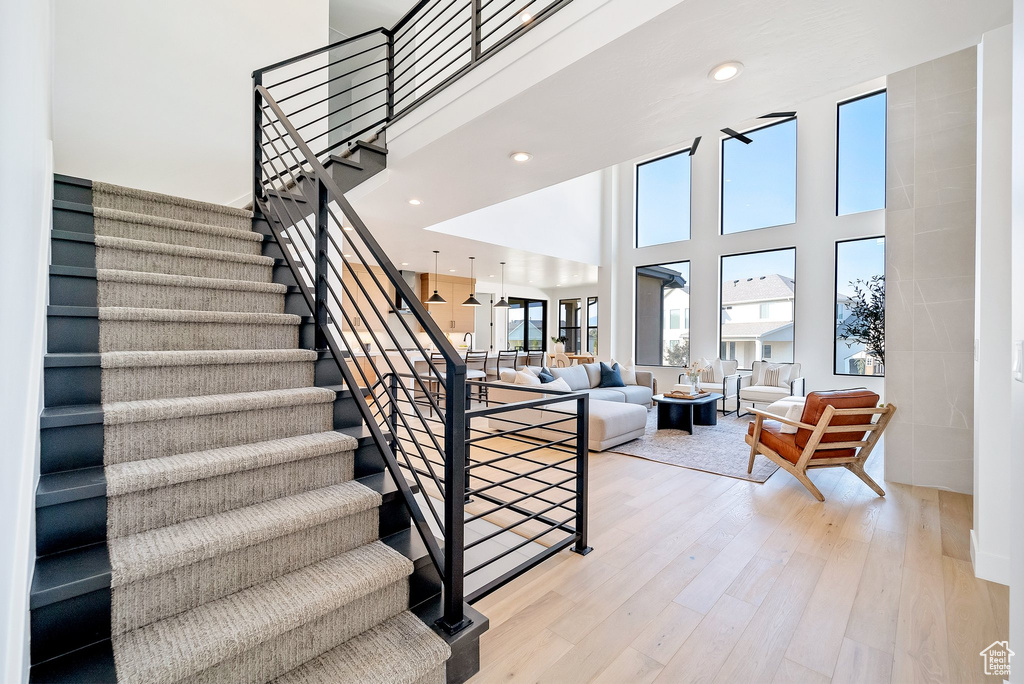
xmin=486 ymin=362 xmax=653 ymax=451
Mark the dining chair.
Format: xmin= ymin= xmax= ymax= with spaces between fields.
xmin=465 ymin=351 xmax=489 ymax=403
xmin=526 ymin=350 xmax=544 ymax=367
xmin=496 ymin=350 xmax=520 ymax=373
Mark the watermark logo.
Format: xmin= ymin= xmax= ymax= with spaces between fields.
xmin=980 ymin=640 xmax=1013 ymax=678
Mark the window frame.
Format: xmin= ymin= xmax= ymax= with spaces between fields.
xmin=833 ymin=235 xmax=886 ymax=377
xmin=718 ymin=246 xmax=798 ymax=371
xmin=634 ymin=260 xmax=691 ymax=367
xmin=586 ymin=296 xmax=598 ymax=354
xmin=836 ymin=89 xmax=887 ymax=217
xmin=720 ymin=116 xmax=799 ymax=236
xmin=558 ymin=298 xmax=583 ymax=354
xmin=506 ymin=297 xmax=547 ymax=352
xmin=635 ymin=147 xmax=693 ymax=249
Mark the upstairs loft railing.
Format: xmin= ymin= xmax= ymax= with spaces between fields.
xmin=250 ymin=0 xmax=584 ymax=634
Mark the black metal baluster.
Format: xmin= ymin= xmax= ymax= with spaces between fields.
xmin=574 ymin=393 xmax=592 ymax=555
xmin=315 ymin=179 xmax=329 ymax=351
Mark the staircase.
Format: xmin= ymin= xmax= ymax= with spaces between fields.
xmin=30 ymin=174 xmax=488 ymax=683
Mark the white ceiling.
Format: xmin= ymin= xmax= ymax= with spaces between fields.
xmin=343 ymin=0 xmax=1009 ymax=284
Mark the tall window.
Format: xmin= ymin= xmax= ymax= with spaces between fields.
xmin=507 ymin=298 xmax=546 ymax=351
xmin=835 ymin=237 xmax=885 ymax=376
xmin=636 ymin=261 xmax=690 ymax=366
xmin=587 ymin=297 xmax=598 ymax=354
xmin=558 ymin=298 xmax=582 ymax=353
xmin=636 ymin=149 xmax=691 ymax=247
xmin=720 ymin=248 xmax=796 ymax=369
xmin=721 ymin=118 xmax=797 ymax=234
xmin=837 ymin=91 xmax=886 ymax=215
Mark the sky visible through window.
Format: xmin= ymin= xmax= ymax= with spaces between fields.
xmin=722 ymin=119 xmax=797 ymax=234
xmin=636 ymin=150 xmax=691 ymax=247
xmin=838 ymin=91 xmax=886 ymax=215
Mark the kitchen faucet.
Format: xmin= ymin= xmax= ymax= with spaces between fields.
xmin=463 ymin=332 xmax=473 ymax=348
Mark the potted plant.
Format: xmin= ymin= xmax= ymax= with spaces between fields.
xmin=551 ymin=335 xmax=568 ymax=355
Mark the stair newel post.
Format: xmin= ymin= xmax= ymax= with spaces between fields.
xmin=438 ymin=359 xmax=470 ymax=634
xmin=314 ymin=179 xmax=329 ymax=351
xmin=252 ymin=71 xmax=264 ymax=213
xmin=470 ymin=0 xmax=482 ymax=62
xmin=573 ymin=393 xmax=593 ymax=555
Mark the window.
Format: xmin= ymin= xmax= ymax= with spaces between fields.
xmin=721 ymin=118 xmax=797 ymax=234
xmin=720 ymin=248 xmax=796 ymax=369
xmin=669 ymin=309 xmax=681 ymax=330
xmin=558 ymin=298 xmax=582 ymax=353
xmin=636 ymin=261 xmax=690 ymax=366
xmin=837 ymin=91 xmax=886 ymax=215
xmin=636 ymin=149 xmax=691 ymax=247
xmin=507 ymin=298 xmax=546 ymax=351
xmin=763 ymin=344 xmax=773 ymax=359
xmin=684 ymin=308 xmax=690 ymax=330
xmin=835 ymin=237 xmax=885 ymax=376
xmin=586 ymin=297 xmax=598 ymax=354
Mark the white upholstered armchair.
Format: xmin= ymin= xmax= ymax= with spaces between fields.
xmin=737 ymin=361 xmax=805 ymax=417
xmin=679 ymin=358 xmax=741 ymax=415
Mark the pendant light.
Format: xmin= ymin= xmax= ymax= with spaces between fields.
xmin=426 ymin=251 xmax=447 ymax=304
xmin=462 ymin=256 xmax=482 ymax=307
xmin=494 ymin=261 xmax=510 ymax=308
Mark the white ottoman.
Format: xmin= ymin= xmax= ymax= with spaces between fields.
xmin=763 ymin=396 xmax=806 ymax=419
xmin=587 ymin=400 xmax=648 ymax=451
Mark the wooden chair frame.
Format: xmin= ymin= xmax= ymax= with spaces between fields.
xmin=744 ymin=403 xmax=897 ymax=501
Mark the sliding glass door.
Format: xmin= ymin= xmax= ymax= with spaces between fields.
xmin=507 ymin=298 xmax=547 ymax=351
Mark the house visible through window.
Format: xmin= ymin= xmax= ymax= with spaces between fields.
xmin=838 ymin=91 xmax=886 ymax=215
xmin=636 ymin=149 xmax=691 ymax=247
xmin=720 ymin=249 xmax=796 ymax=369
xmin=636 ymin=261 xmax=690 ymax=366
xmin=835 ymin=237 xmax=885 ymax=376
xmin=721 ymin=118 xmax=797 ymax=234
xmin=558 ymin=298 xmax=582 ymax=353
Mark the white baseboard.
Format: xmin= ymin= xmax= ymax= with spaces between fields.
xmin=970 ymin=529 xmax=1011 ymax=585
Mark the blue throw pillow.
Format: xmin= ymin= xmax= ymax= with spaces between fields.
xmin=599 ymin=361 xmax=625 ymax=388
xmin=537 ymin=367 xmax=555 ymax=383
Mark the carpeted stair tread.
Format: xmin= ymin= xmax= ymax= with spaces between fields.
xmin=94 ymin=207 xmax=263 ymax=254
xmin=97 ymin=268 xmax=286 ymax=293
xmin=108 ymin=481 xmax=381 ymax=586
xmin=103 ymin=386 xmax=335 ymax=425
xmin=274 ymin=611 xmax=451 ymax=684
xmin=101 ymin=348 xmax=316 ymax=369
xmin=94 ymin=234 xmax=273 ymax=266
xmin=93 ymin=181 xmax=253 ymax=230
xmin=112 ymin=541 xmax=412 ymax=684
xmin=98 ymin=306 xmax=299 ymax=326
xmin=106 ymin=431 xmax=357 ymax=496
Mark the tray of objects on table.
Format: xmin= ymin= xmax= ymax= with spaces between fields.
xmin=665 ymin=383 xmax=710 ymax=400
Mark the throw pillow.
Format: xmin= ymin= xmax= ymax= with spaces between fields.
xmin=779 ymin=403 xmax=804 ymax=434
xmin=498 ymin=368 xmax=518 ymax=383
xmin=537 ymin=367 xmax=555 ymax=383
xmin=513 ymin=370 xmax=541 ymax=386
xmin=710 ymin=358 xmax=725 ymax=381
xmin=610 ymin=361 xmax=636 ymax=385
xmin=699 ymin=366 xmax=716 ymax=383
xmin=599 ymin=362 xmax=625 ymax=388
xmin=761 ymin=365 xmax=782 ymax=387
xmin=582 ymin=362 xmax=603 ymax=388
xmin=551 ymin=365 xmax=590 ymax=391
xmin=545 ymin=376 xmax=572 ymax=393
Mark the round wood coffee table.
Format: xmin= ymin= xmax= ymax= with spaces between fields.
xmin=652 ymin=393 xmax=723 ymax=434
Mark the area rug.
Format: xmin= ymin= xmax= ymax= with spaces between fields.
xmin=607 ymin=410 xmax=780 ymax=483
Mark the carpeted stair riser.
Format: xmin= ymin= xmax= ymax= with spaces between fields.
xmin=113 ymin=508 xmax=379 ymax=635
xmin=274 ymin=611 xmax=451 ymax=684
xmin=112 ymin=542 xmax=412 ymax=684
xmin=98 ymin=315 xmax=299 ymax=352
xmin=94 ymin=209 xmax=263 ymax=255
xmin=93 ymin=181 xmax=253 ymax=231
xmin=193 ymin=583 xmax=409 ymax=684
xmin=95 ymin=240 xmax=273 ymax=282
xmin=101 ymin=356 xmax=314 ymax=402
xmin=97 ymin=272 xmax=286 ymax=314
xmin=104 ymin=402 xmax=333 ymax=464
xmin=414 ymin=667 xmax=447 ymax=684
xmin=108 ymin=450 xmax=354 ymax=537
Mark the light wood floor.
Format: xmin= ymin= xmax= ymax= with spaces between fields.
xmin=468 ymin=445 xmax=1009 ymax=683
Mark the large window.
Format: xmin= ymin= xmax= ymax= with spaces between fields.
xmin=586 ymin=297 xmax=598 ymax=354
xmin=720 ymin=248 xmax=796 ymax=369
xmin=837 ymin=91 xmax=886 ymax=215
xmin=721 ymin=118 xmax=797 ymax=234
xmin=835 ymin=237 xmax=885 ymax=376
xmin=636 ymin=149 xmax=691 ymax=247
xmin=558 ymin=298 xmax=582 ymax=353
xmin=507 ymin=298 xmax=546 ymax=351
xmin=636 ymin=262 xmax=690 ymax=366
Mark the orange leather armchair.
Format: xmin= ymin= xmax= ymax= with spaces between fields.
xmin=744 ymin=389 xmax=896 ymax=501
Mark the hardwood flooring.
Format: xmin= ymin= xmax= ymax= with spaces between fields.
xmin=468 ymin=447 xmax=1008 ymax=683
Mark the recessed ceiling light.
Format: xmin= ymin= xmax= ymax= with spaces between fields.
xmin=488 ymin=274 xmax=495 ymax=278
xmin=520 ymin=12 xmax=532 ymax=22
xmin=510 ymin=152 xmax=533 ymax=163
xmin=343 ymin=254 xmax=353 ymax=258
xmin=408 ymin=198 xmax=422 ymax=206
xmin=401 ymin=262 xmax=409 ymax=266
xmin=343 ymin=226 xmax=353 ymax=231
xmin=448 ymin=268 xmax=457 ymax=272
xmin=709 ymin=61 xmax=743 ymax=82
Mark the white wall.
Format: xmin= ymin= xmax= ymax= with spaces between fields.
xmin=972 ymin=26 xmax=1012 ymax=584
xmin=0 ymin=1 xmax=53 ymax=681
xmin=604 ymin=78 xmax=887 ymax=394
xmin=1010 ymin=0 xmax=1024 ymax=667
xmin=53 ymin=0 xmax=330 ymax=205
